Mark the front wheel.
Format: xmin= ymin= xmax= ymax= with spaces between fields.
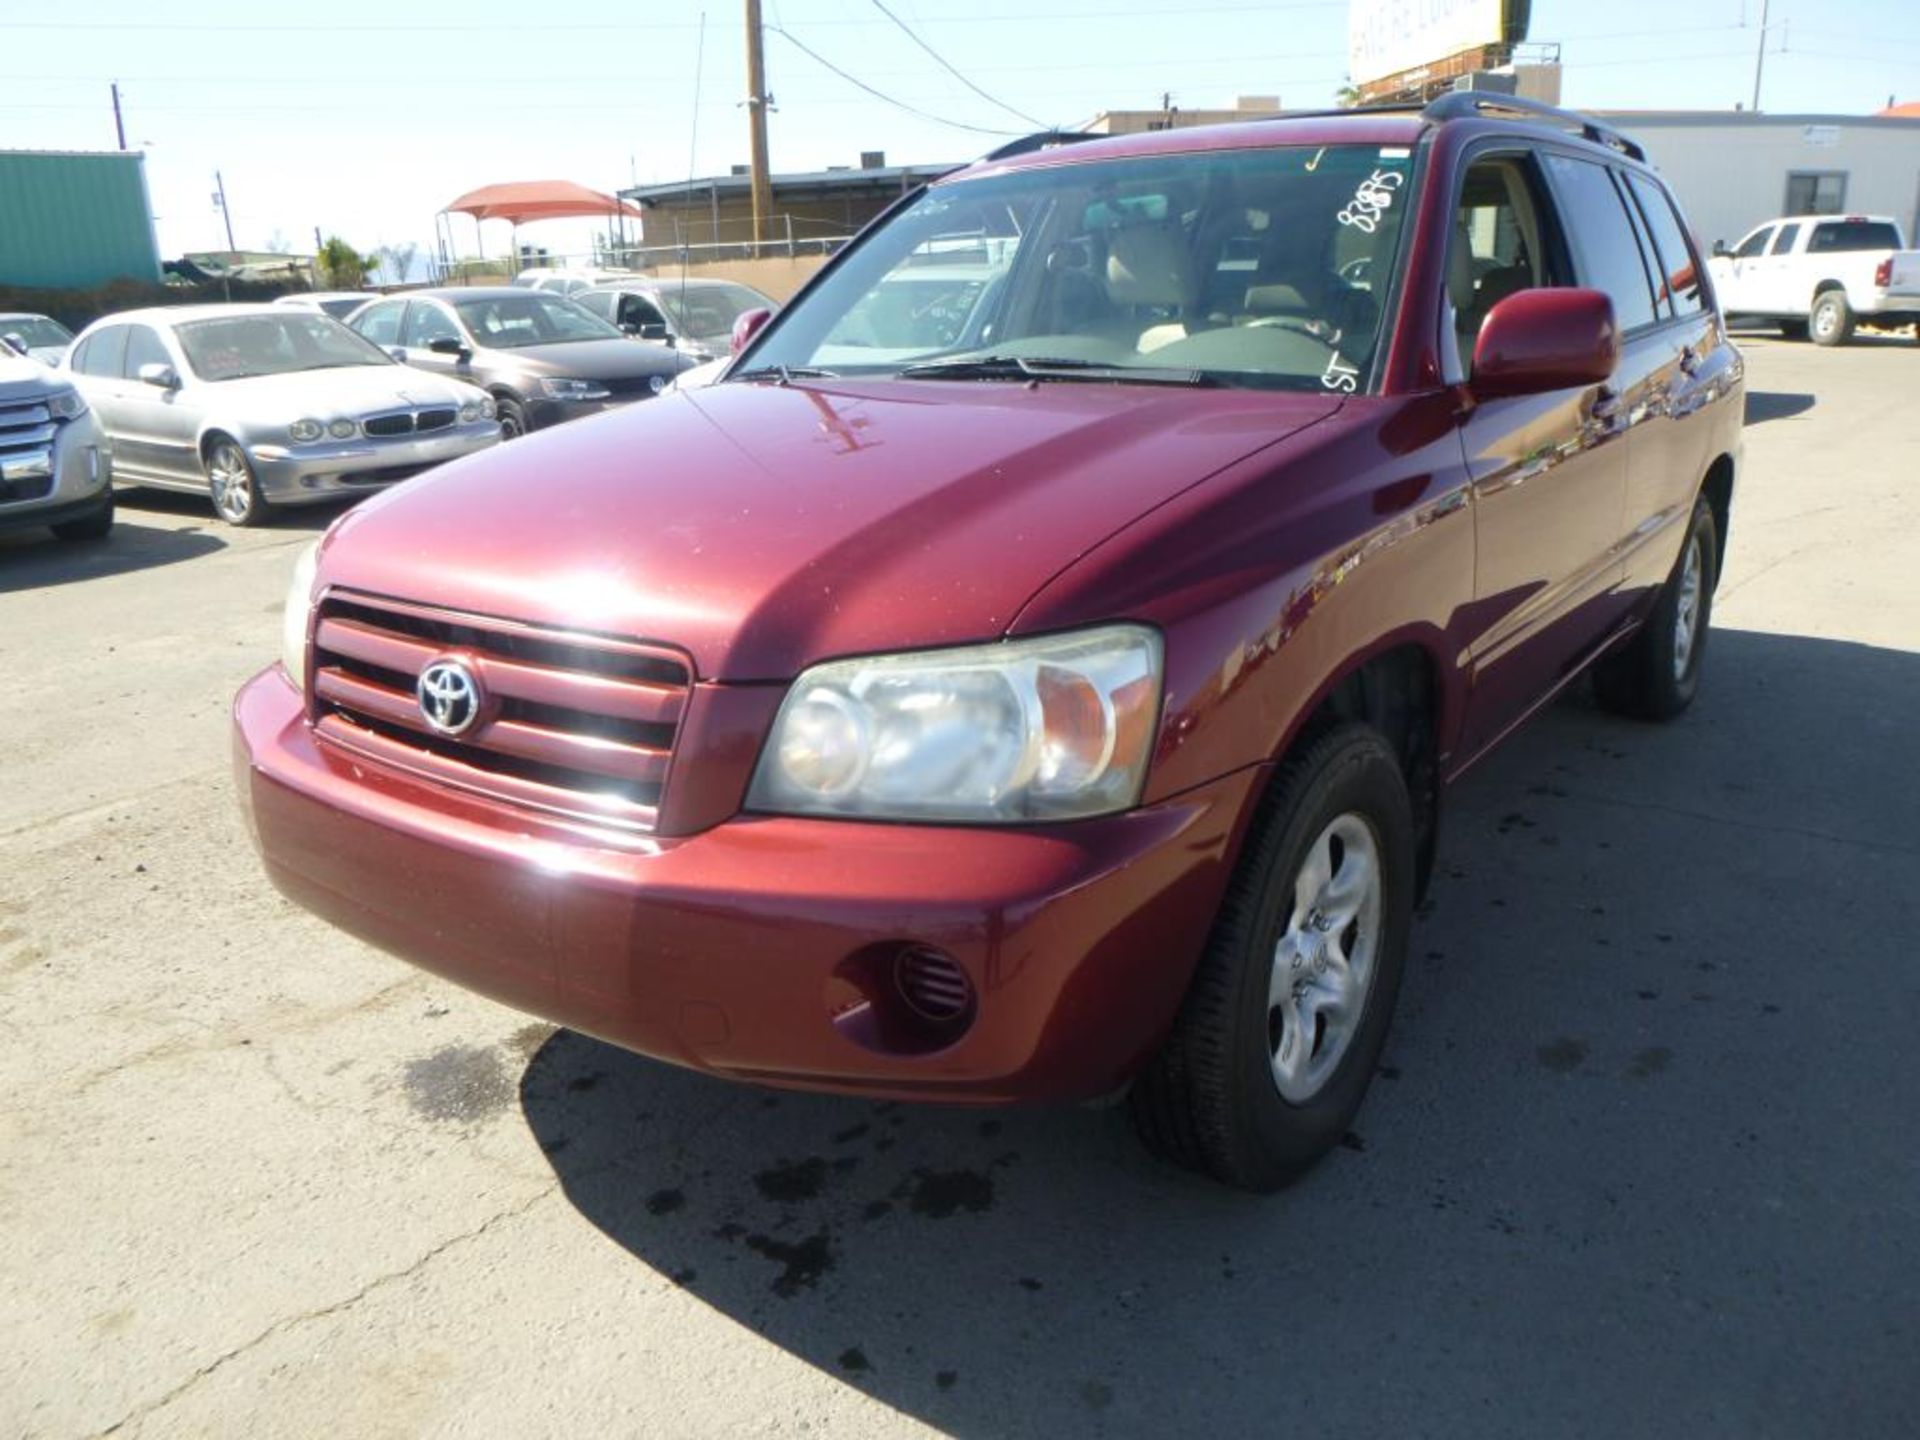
xmin=1594 ymin=495 xmax=1718 ymax=721
xmin=495 ymin=395 xmax=529 ymax=440
xmin=1810 ymin=291 xmax=1854 ymax=347
xmin=205 ymin=438 xmax=271 ymax=526
xmin=1130 ymin=723 xmax=1415 ymax=1191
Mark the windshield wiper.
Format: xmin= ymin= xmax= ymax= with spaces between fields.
xmin=897 ymin=355 xmax=1219 ymax=386
xmin=730 ymin=363 xmax=838 ymax=384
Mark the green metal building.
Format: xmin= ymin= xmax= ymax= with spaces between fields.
xmin=0 ymin=150 xmax=162 ymax=289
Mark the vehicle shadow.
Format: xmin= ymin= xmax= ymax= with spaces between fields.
xmin=115 ymin=485 xmax=351 ymax=532
xmin=521 ymin=627 xmax=1920 ymax=1437
xmin=0 ymin=509 xmax=225 ymax=592
xmin=1743 ymin=390 xmax=1816 ymax=424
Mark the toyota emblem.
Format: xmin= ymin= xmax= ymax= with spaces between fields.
xmin=417 ymin=657 xmax=483 ymax=736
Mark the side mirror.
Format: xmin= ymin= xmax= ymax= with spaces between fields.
xmin=638 ymin=322 xmax=672 ymax=342
xmin=428 ymin=336 xmax=471 ymax=359
xmin=1469 ymin=287 xmax=1618 ymax=402
xmin=386 ymin=346 xmax=408 ymax=363
xmin=731 ymin=307 xmax=773 ymax=356
xmin=1711 ymin=240 xmax=1731 ymax=258
xmin=137 ymin=361 xmax=181 ymax=390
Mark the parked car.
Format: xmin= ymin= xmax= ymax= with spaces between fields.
xmin=273 ymin=291 xmax=379 ymax=322
xmin=62 ymin=306 xmax=500 ymax=525
xmin=572 ymin=277 xmax=777 ymax=363
xmin=512 ymin=267 xmax=634 ymax=296
xmin=0 ymin=312 xmax=77 ymax=367
xmin=346 ymin=287 xmax=694 ymax=437
xmin=0 ymin=348 xmax=113 ymax=541
xmin=1709 ymin=214 xmax=1920 ymax=344
xmin=238 ymin=96 xmax=1743 ymax=1190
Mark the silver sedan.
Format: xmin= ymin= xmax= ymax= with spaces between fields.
xmin=61 ymin=305 xmax=501 ymax=525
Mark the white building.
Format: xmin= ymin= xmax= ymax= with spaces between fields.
xmin=1598 ymin=110 xmax=1920 ymax=252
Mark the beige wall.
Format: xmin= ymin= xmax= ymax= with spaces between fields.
xmin=634 ymin=255 xmax=828 ymax=302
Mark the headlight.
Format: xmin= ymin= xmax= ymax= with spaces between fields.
xmin=44 ymin=386 xmax=88 ymax=420
xmin=280 ymin=542 xmax=320 ymax=692
xmin=458 ymin=397 xmax=494 ymax=422
xmin=327 ymin=418 xmax=359 ymax=440
xmin=289 ymin=418 xmax=324 ymax=443
xmin=537 ymin=377 xmax=611 ymax=401
xmin=648 ymin=375 xmax=668 ymax=394
xmin=747 ymin=625 xmax=1162 ymax=823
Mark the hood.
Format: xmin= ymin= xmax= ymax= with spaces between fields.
xmin=203 ymin=365 xmax=483 ymax=418
xmin=0 ymin=354 xmax=68 ymax=398
xmin=321 ymin=378 xmax=1340 ymax=680
xmin=484 ymin=337 xmax=689 ymax=380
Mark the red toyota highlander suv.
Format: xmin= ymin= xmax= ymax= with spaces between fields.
xmin=236 ymin=96 xmax=1742 ymax=1190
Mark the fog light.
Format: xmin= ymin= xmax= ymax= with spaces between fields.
xmin=894 ymin=946 xmax=974 ymax=1023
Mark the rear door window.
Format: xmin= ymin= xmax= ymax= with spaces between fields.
xmin=573 ymin=290 xmax=616 ymax=321
xmin=353 ymin=301 xmax=404 ymax=346
xmin=1624 ymin=173 xmax=1707 ymax=318
xmin=76 ymin=325 xmax=129 ymax=378
xmin=1541 ymin=154 xmax=1658 ymax=332
xmin=1769 ymin=222 xmax=1801 ymax=254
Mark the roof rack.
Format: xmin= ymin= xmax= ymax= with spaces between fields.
xmin=1421 ymin=92 xmax=1646 ymax=162
xmin=978 ymin=131 xmax=1104 ymax=164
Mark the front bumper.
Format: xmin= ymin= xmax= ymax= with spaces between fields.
xmin=248 ymin=423 xmax=500 ymax=505
xmin=234 ymin=667 xmax=1256 ymax=1102
xmin=526 ymin=389 xmax=663 ymax=431
xmin=0 ymin=403 xmax=111 ymax=533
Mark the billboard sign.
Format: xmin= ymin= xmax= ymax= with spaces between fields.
xmin=1349 ymin=0 xmax=1528 ymax=89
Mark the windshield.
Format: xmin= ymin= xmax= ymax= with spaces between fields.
xmin=740 ymin=143 xmax=1416 ymax=392
xmin=176 ymin=313 xmax=394 ymax=382
xmin=2 ymin=317 xmax=74 ymax=348
xmin=653 ymin=282 xmax=770 ymax=340
xmin=453 ymin=293 xmax=622 ymax=347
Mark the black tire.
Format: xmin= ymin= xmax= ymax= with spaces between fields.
xmin=1777 ymin=318 xmax=1808 ymax=341
xmin=1594 ymin=495 xmax=1718 ymax=722
xmin=495 ymin=395 xmax=529 ymax=439
xmin=1810 ymin=290 xmax=1854 ymax=347
xmin=51 ymin=488 xmax=114 ymax=542
xmin=204 ymin=436 xmax=272 ymax=527
xmin=1130 ymin=723 xmax=1415 ymax=1192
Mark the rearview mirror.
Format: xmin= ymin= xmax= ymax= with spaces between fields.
xmin=1468 ymin=288 xmax=1618 ymax=402
xmin=428 ymin=337 xmax=471 ymax=359
xmin=1 ymin=332 xmax=27 ymax=358
xmin=137 ymin=361 xmax=181 ymax=390
xmin=386 ymin=346 xmax=408 ymax=363
xmin=731 ymin=307 xmax=773 ymax=356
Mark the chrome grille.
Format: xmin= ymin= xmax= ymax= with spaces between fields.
xmin=0 ymin=397 xmax=59 ymax=500
xmin=362 ymin=412 xmax=413 ymax=438
xmin=414 ymin=407 xmax=456 ymax=433
xmin=308 ymin=591 xmax=692 ymax=831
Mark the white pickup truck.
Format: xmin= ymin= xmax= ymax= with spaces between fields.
xmin=1707 ymin=214 xmax=1920 ymax=345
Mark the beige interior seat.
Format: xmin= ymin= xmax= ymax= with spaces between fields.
xmin=1105 ymin=224 xmax=1198 ymax=353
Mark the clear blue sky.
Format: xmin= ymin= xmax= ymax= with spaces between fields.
xmin=4 ymin=0 xmax=1916 ymax=266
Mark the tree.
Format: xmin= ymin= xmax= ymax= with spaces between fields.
xmin=313 ymin=235 xmax=376 ymax=289
xmin=374 ymin=242 xmax=420 ymax=284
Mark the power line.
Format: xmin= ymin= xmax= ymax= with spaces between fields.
xmin=867 ymin=0 xmax=1050 ymax=129
xmin=766 ymin=24 xmax=1023 ymax=136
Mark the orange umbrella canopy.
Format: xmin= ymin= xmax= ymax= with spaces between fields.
xmin=443 ymin=180 xmax=643 ymax=224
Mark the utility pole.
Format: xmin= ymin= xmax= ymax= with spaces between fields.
xmin=1750 ymin=0 xmax=1770 ymax=114
xmin=213 ymin=170 xmax=236 ymax=251
xmin=110 ymin=82 xmax=126 ymax=151
xmin=744 ymin=0 xmax=773 ymax=247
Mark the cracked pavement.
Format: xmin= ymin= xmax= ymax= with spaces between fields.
xmin=2 ymin=335 xmax=1916 ymax=1438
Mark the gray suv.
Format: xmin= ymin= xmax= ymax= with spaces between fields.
xmin=348 ymin=288 xmax=695 ymax=437
xmin=0 ymin=350 xmax=113 ymax=542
